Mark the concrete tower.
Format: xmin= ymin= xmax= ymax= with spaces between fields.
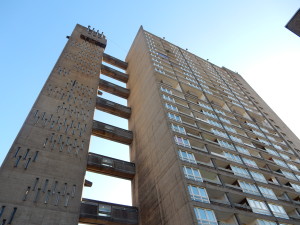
xmin=1 ymin=24 xmax=300 ymax=225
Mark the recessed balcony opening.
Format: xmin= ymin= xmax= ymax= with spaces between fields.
xmin=216 ymin=214 xmax=239 ymax=225
xmin=200 ymin=169 xmax=221 ymax=185
xmin=194 ymin=154 xmax=213 ymax=168
xmin=189 ymin=139 xmax=207 ymax=152
xmin=207 ymin=188 xmax=231 ymax=207
xmin=158 ymin=76 xmax=181 ymax=91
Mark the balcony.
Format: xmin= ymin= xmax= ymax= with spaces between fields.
xmin=101 ymin=64 xmax=129 ymax=83
xmin=87 ymin=152 xmax=135 ymax=180
xmin=96 ymin=97 xmax=131 ymax=119
xmin=99 ymin=78 xmax=130 ymax=99
xmin=103 ymin=53 xmax=128 ymax=70
xmin=92 ymin=120 xmax=133 ymax=145
xmin=79 ymin=198 xmax=138 ymax=225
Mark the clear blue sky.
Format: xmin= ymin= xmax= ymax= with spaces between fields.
xmin=0 ymin=1 xmax=299 ymax=207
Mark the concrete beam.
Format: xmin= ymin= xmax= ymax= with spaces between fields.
xmin=98 ymin=78 xmax=130 ymax=99
xmin=103 ymin=53 xmax=128 ymax=70
xmin=96 ymin=97 xmax=131 ymax=119
xmin=84 ymin=179 xmax=93 ymax=187
xmin=101 ymin=64 xmax=129 ymax=83
xmin=92 ymin=120 xmax=133 ymax=145
xmin=87 ymin=153 xmax=135 ymax=180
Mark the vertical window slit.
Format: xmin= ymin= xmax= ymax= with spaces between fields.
xmin=23 ymin=149 xmax=30 ymax=160
xmin=44 ymin=190 xmax=51 ymax=204
xmin=14 ymin=156 xmax=22 ymax=167
xmin=22 ymin=186 xmax=31 ymax=201
xmin=51 ymin=140 xmax=56 ymax=150
xmin=34 ymin=188 xmax=41 ymax=203
xmin=43 ymin=138 xmax=48 ymax=148
xmin=13 ymin=147 xmax=21 ymax=158
xmin=33 ymin=151 xmax=39 ymax=162
xmin=33 ymin=109 xmax=39 ymax=118
xmin=32 ymin=178 xmax=39 ymax=191
xmin=7 ymin=207 xmax=17 ymax=224
xmin=42 ymin=179 xmax=49 ymax=193
xmin=24 ymin=158 xmax=31 ymax=169
xmin=55 ymin=192 xmax=60 ymax=206
xmin=71 ymin=185 xmax=76 ymax=197
xmin=0 ymin=206 xmax=5 ymax=218
xmin=52 ymin=181 xmax=58 ymax=194
xmin=62 ymin=183 xmax=67 ymax=196
xmin=49 ymin=133 xmax=55 ymax=143
xmin=64 ymin=193 xmax=70 ymax=207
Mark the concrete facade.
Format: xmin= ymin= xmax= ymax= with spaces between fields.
xmin=126 ymin=28 xmax=300 ymax=225
xmin=0 ymin=24 xmax=106 ymax=224
xmin=1 ymin=24 xmax=300 ymax=225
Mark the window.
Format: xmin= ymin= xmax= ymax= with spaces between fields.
xmin=236 ymin=146 xmax=250 ymax=155
xmin=231 ymin=165 xmax=250 ymax=178
xmin=224 ymin=152 xmax=242 ymax=163
xmin=250 ymin=171 xmax=267 ymax=183
xmin=243 ymin=158 xmax=258 ymax=168
xmin=246 ymin=122 xmax=258 ymax=129
xmin=165 ymin=103 xmax=178 ymax=112
xmin=281 ymin=170 xmax=297 ymax=181
xmin=268 ymin=203 xmax=289 ymax=219
xmin=157 ymin=52 xmax=168 ymax=59
xmin=274 ymin=144 xmax=283 ymax=150
xmin=98 ymin=204 xmax=112 ymax=217
xmin=215 ymin=109 xmax=226 ymax=116
xmin=199 ymin=102 xmax=212 ymax=110
xmin=258 ymin=138 xmax=270 ymax=146
xmin=202 ymin=110 xmax=217 ymax=119
xmin=194 ymin=207 xmax=218 ymax=225
xmin=168 ymin=112 xmax=181 ymax=122
xmin=267 ymin=135 xmax=276 ymax=142
xmin=161 ymin=86 xmax=172 ymax=94
xmin=217 ymin=139 xmax=235 ymax=150
xmin=280 ymin=153 xmax=290 ymax=160
xmin=188 ymin=185 xmax=209 ymax=203
xmin=220 ymin=117 xmax=231 ymax=124
xmin=174 ymin=136 xmax=191 ymax=148
xmin=288 ymin=163 xmax=299 ymax=171
xmin=224 ymin=125 xmax=236 ymax=133
xmin=247 ymin=198 xmax=271 ymax=215
xmin=258 ymin=186 xmax=277 ymax=200
xmin=171 ymin=124 xmax=186 ymax=134
xmin=211 ymin=129 xmax=228 ymax=139
xmin=155 ymin=67 xmax=165 ymax=74
xmin=253 ymin=130 xmax=264 ymax=137
xmin=208 ymin=120 xmax=222 ymax=128
xmin=183 ymin=166 xmax=202 ymax=182
xmin=290 ymin=183 xmax=300 ymax=192
xmin=162 ymin=94 xmax=175 ymax=103
xmin=230 ymin=135 xmax=243 ymax=143
xmin=266 ymin=148 xmax=279 ymax=157
xmin=178 ymin=150 xmax=196 ymax=164
xmin=238 ymin=180 xmax=260 ymax=195
xmin=273 ymin=158 xmax=288 ymax=168
xmin=257 ymin=219 xmax=276 ymax=225
xmin=203 ymin=89 xmax=213 ymax=95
